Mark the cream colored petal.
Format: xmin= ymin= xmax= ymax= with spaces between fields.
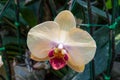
xmin=31 ymin=54 xmax=49 ymax=61
xmin=0 ymin=56 xmax=3 ymax=67
xmin=54 ymin=10 xmax=76 ymax=31
xmin=27 ymin=21 xmax=60 ymax=59
xmin=64 ymin=28 xmax=96 ymax=65
xmin=67 ymin=55 xmax=85 ymax=72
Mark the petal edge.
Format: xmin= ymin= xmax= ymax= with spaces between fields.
xmin=67 ymin=56 xmax=85 ymax=72
xmin=54 ymin=10 xmax=76 ymax=31
xmin=31 ymin=54 xmax=49 ymax=61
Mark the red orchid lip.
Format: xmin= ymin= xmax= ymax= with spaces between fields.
xmin=48 ymin=48 xmax=68 ymax=70
xmin=48 ymin=49 xmax=54 ymax=57
xmin=50 ymin=57 xmax=66 ymax=70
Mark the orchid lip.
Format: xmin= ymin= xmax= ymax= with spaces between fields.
xmin=48 ymin=47 xmax=69 ymax=70
xmin=48 ymin=49 xmax=54 ymax=57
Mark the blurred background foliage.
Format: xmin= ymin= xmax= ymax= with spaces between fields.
xmin=0 ymin=0 xmax=120 ymax=80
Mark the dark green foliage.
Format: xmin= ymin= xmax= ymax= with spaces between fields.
xmin=0 ymin=0 xmax=120 ymax=80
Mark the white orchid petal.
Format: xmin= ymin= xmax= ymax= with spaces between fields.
xmin=67 ymin=54 xmax=85 ymax=72
xmin=54 ymin=10 xmax=76 ymax=31
xmin=27 ymin=21 xmax=60 ymax=59
xmin=65 ymin=28 xmax=96 ymax=65
xmin=0 ymin=56 xmax=3 ymax=67
xmin=31 ymin=54 xmax=49 ymax=61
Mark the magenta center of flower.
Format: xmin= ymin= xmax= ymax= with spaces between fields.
xmin=48 ymin=48 xmax=68 ymax=70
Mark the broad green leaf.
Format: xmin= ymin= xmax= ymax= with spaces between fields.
xmin=0 ymin=4 xmax=27 ymax=25
xmin=3 ymin=37 xmax=26 ymax=45
xmin=106 ymin=0 xmax=112 ymax=9
xmin=21 ymin=8 xmax=37 ymax=27
xmin=51 ymin=69 xmax=64 ymax=78
xmin=106 ymin=0 xmax=120 ymax=9
xmin=72 ymin=0 xmax=112 ymax=22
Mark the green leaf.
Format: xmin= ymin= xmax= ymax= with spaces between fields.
xmin=50 ymin=69 xmax=64 ymax=78
xmin=3 ymin=36 xmax=26 ymax=45
xmin=21 ymin=8 xmax=37 ymax=27
xmin=73 ymin=0 xmax=112 ymax=22
xmin=0 ymin=3 xmax=27 ymax=25
xmin=106 ymin=0 xmax=120 ymax=9
xmin=106 ymin=0 xmax=112 ymax=9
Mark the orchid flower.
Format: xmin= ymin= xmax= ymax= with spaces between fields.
xmin=0 ymin=56 xmax=3 ymax=67
xmin=27 ymin=10 xmax=96 ymax=72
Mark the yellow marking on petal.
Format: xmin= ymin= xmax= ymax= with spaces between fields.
xmin=31 ymin=54 xmax=49 ymax=61
xmin=67 ymin=62 xmax=85 ymax=72
xmin=54 ymin=48 xmax=60 ymax=53
xmin=67 ymin=55 xmax=85 ymax=72
xmin=62 ymin=49 xmax=67 ymax=54
xmin=54 ymin=48 xmax=64 ymax=59
xmin=52 ymin=48 xmax=68 ymax=61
